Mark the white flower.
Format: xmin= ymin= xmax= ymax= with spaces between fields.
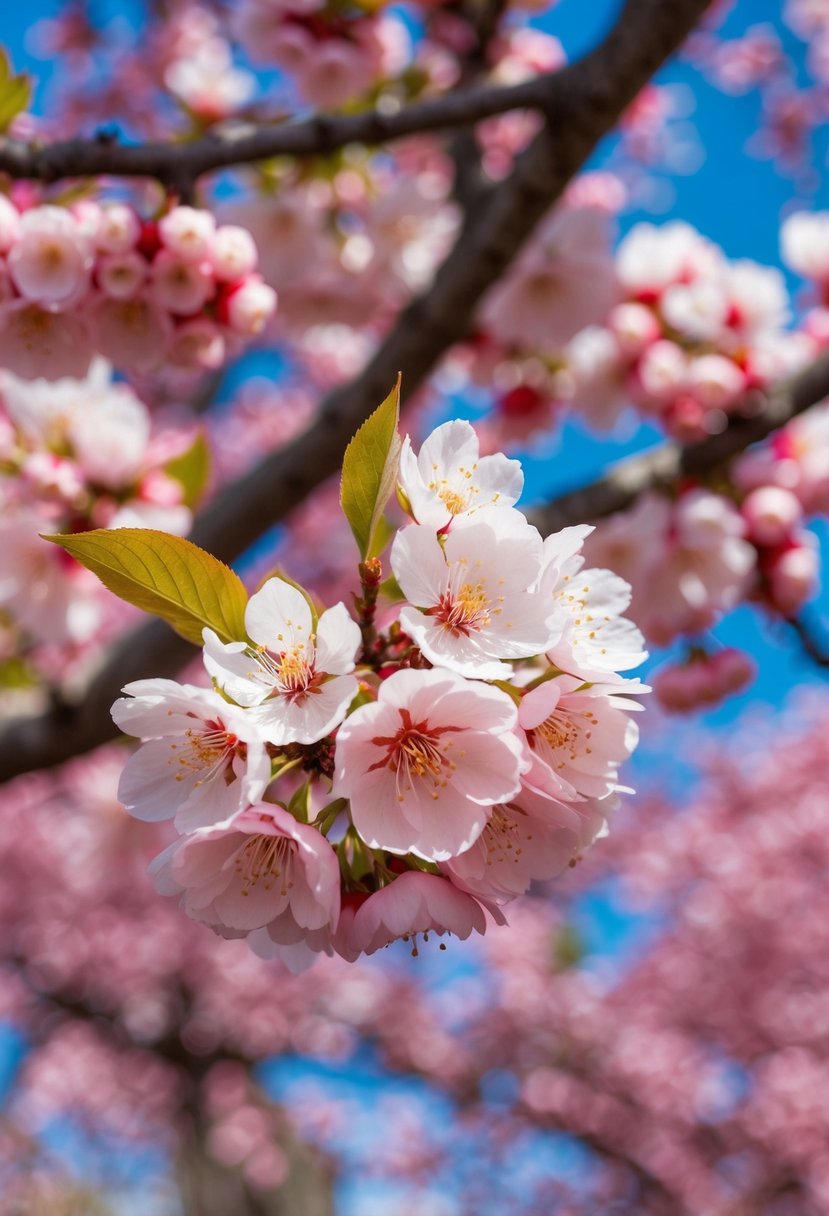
xmin=519 ymin=675 xmax=645 ymax=801
xmin=540 ymin=526 xmax=647 ymax=681
xmin=203 ymin=577 xmax=361 ymax=745
xmin=392 ymin=516 xmax=556 ymax=679
xmin=111 ymin=678 xmax=271 ymax=833
xmin=398 ymin=419 xmax=523 ymax=530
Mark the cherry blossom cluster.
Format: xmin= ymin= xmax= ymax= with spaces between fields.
xmin=563 ymin=220 xmax=811 ymax=441
xmin=586 ymin=473 xmax=819 ymax=711
xmin=0 ymin=361 xmax=193 ymax=648
xmin=652 ymin=646 xmax=756 ymax=714
xmin=231 ymin=0 xmax=410 ymax=110
xmin=111 ymin=420 xmax=647 ymax=967
xmin=0 ymin=197 xmax=276 ymax=381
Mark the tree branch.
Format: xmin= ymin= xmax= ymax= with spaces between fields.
xmin=1 ymin=76 xmax=561 ymax=185
xmin=0 ymin=0 xmax=713 ymax=785
xmin=787 ymin=614 xmax=829 ymax=672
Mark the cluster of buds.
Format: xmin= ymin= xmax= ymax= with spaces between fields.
xmin=107 ymin=418 xmax=647 ymax=968
xmin=565 ymin=220 xmax=809 ymax=440
xmin=0 ymin=198 xmax=276 ymax=381
xmin=740 ymin=484 xmax=819 ymax=617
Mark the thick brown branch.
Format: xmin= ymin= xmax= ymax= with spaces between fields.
xmin=0 ymin=0 xmax=712 ymax=784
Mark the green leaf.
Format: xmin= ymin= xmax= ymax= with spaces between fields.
xmin=340 ymin=375 xmax=402 ymax=561
xmin=0 ymin=49 xmax=32 ymax=133
xmin=164 ymin=432 xmax=211 ymax=509
xmin=44 ymin=528 xmax=248 ymax=647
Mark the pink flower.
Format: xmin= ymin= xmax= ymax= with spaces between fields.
xmin=480 ymin=206 xmax=619 ymax=354
xmin=168 ymin=318 xmax=227 ymax=370
xmin=444 ymin=766 xmax=606 ymax=901
xmin=96 ymin=251 xmax=148 ymax=300
xmin=0 ymin=301 xmax=93 ymax=381
xmin=0 ymin=512 xmax=101 ymax=644
xmin=86 ymin=295 xmax=172 ymax=373
xmin=295 ymin=39 xmax=374 ymax=110
xmin=151 ymin=805 xmax=340 ymax=937
xmin=94 ymin=204 xmax=141 ymax=255
xmin=742 ymin=486 xmax=802 ymax=546
xmin=7 ymin=205 xmax=92 ymax=307
xmin=334 ymin=668 xmax=526 ymax=862
xmin=392 ymin=517 xmax=554 ymax=679
xmin=203 ymin=577 xmax=361 ymax=745
xmin=151 ymin=249 xmax=214 ymax=315
xmin=210 ymin=225 xmax=258 ymax=281
xmin=225 ymin=276 xmax=277 ymax=336
xmin=112 ymin=679 xmax=271 ymax=833
xmin=67 ymin=383 xmax=150 ymax=489
xmin=332 ymin=871 xmax=499 ymax=960
xmin=519 ymin=675 xmax=643 ymax=801
xmin=398 ymin=418 xmax=523 ymax=530
xmin=158 ymin=206 xmax=217 ymax=262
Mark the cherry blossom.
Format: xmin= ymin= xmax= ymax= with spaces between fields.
xmin=397 ymin=418 xmax=523 ymax=530
xmin=443 ymin=768 xmax=607 ymax=901
xmin=332 ymin=871 xmax=499 ymax=960
xmin=203 ymin=578 xmax=361 ymax=745
xmin=392 ymin=517 xmax=554 ymax=679
xmin=151 ymin=804 xmax=340 ymax=938
xmin=519 ymin=675 xmax=643 ymax=801
xmin=334 ymin=668 xmax=527 ymax=862
xmin=111 ymin=679 xmax=271 ymax=833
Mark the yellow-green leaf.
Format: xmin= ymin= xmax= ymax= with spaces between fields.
xmin=340 ymin=375 xmax=402 ymax=561
xmin=44 ymin=529 xmax=248 ymax=646
xmin=0 ymin=49 xmax=32 ymax=133
xmin=165 ymin=432 xmax=211 ymax=509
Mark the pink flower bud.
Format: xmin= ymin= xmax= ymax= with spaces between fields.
xmin=742 ymin=486 xmax=802 ymax=547
xmin=158 ymin=205 xmax=217 ymax=262
xmin=210 ymin=225 xmax=258 ymax=281
xmin=150 ymin=248 xmax=214 ymax=315
xmin=95 ymin=203 xmax=141 ymax=254
xmin=767 ymin=539 xmax=819 ymax=615
xmin=607 ymin=302 xmax=660 ymax=357
xmin=686 ymin=354 xmax=746 ymax=409
xmin=224 ymin=276 xmax=277 ymax=336
xmin=97 ymin=251 xmax=148 ymax=300
xmin=636 ymin=339 xmax=687 ymax=402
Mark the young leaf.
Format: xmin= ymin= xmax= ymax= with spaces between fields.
xmin=164 ymin=432 xmax=211 ymax=509
xmin=340 ymin=375 xmax=402 ymax=561
xmin=0 ymin=50 xmax=32 ymax=133
xmin=44 ymin=529 xmax=248 ymax=647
